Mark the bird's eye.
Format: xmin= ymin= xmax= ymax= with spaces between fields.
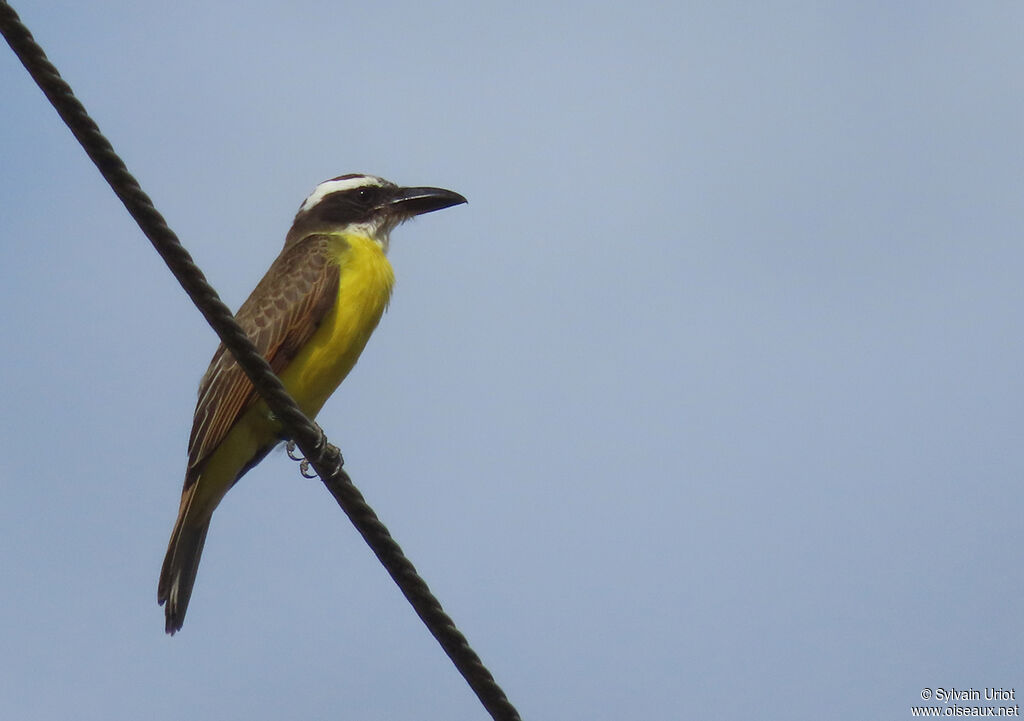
xmin=355 ymin=188 xmax=372 ymax=203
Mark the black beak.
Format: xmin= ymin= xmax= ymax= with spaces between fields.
xmin=388 ymin=186 xmax=467 ymax=217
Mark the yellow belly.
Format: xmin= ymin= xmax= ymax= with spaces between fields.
xmin=278 ymin=233 xmax=395 ymax=416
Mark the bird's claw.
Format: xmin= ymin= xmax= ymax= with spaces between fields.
xmin=285 ymin=440 xmax=320 ymax=479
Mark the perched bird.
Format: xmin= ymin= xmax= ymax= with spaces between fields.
xmin=158 ymin=174 xmax=466 ymax=634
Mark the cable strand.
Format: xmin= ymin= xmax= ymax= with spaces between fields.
xmin=1 ymin=4 xmax=520 ymax=719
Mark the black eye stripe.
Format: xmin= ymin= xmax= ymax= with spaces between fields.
xmin=346 ymin=186 xmax=383 ymax=205
xmin=315 ymin=186 xmax=387 ymax=224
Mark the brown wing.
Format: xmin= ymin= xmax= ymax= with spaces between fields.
xmin=183 ymin=233 xmax=342 ymax=489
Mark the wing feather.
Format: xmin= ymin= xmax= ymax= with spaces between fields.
xmin=183 ymin=234 xmax=342 ymax=489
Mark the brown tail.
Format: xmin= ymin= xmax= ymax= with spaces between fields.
xmin=158 ymin=486 xmax=212 ymax=635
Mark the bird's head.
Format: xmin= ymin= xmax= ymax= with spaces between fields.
xmin=287 ymin=173 xmax=466 ymax=252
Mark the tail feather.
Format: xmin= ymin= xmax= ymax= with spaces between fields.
xmin=158 ymin=488 xmax=211 ymax=635
xmin=158 ymin=443 xmax=273 ymax=634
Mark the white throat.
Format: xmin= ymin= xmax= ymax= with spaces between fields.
xmin=344 ymin=217 xmax=398 ymax=253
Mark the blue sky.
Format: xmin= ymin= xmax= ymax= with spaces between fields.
xmin=2 ymin=3 xmax=1023 ymax=720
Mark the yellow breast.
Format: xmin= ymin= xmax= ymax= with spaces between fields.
xmin=277 ymin=233 xmax=395 ymax=416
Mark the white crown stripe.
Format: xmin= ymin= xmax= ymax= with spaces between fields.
xmin=299 ymin=175 xmax=386 ymax=212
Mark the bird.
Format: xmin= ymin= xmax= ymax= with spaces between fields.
xmin=158 ymin=173 xmax=466 ymax=634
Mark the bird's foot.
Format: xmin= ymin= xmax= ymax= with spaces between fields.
xmin=285 ymin=440 xmax=319 ymax=479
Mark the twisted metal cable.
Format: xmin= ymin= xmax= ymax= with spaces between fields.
xmin=1 ymin=4 xmax=520 ymax=720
